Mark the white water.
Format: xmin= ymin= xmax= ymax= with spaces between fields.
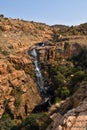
xmin=30 ymin=48 xmax=46 ymax=94
xmin=29 ymin=45 xmax=50 ymax=102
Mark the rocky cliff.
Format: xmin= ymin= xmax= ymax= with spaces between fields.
xmin=0 ymin=16 xmax=52 ymax=121
xmin=0 ymin=15 xmax=87 ymax=130
xmin=46 ymin=81 xmax=87 ymax=130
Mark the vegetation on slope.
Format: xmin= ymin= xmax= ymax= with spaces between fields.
xmin=52 ymin=23 xmax=87 ymax=36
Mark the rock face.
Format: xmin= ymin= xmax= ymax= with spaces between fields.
xmin=37 ymin=41 xmax=83 ymax=63
xmin=28 ymin=37 xmax=87 ymax=130
xmin=0 ymin=16 xmax=53 ymax=120
xmin=46 ymin=82 xmax=87 ymax=130
xmin=0 ymin=59 xmax=41 ymax=119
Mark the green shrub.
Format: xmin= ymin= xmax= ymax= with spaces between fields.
xmin=54 ymin=72 xmax=65 ymax=86
xmin=4 ymin=99 xmax=10 ymax=107
xmin=72 ymin=70 xmax=86 ymax=82
xmin=0 ymin=112 xmax=15 ymax=130
xmin=2 ymin=112 xmax=10 ymax=121
xmin=2 ymin=50 xmax=9 ymax=56
xmin=19 ymin=113 xmax=52 ymax=130
xmin=61 ymin=87 xmax=70 ymax=99
xmin=54 ymin=97 xmax=62 ymax=103
xmin=11 ymin=88 xmax=22 ymax=108
xmin=54 ymin=86 xmax=70 ymax=100
xmin=15 ymin=65 xmax=21 ymax=70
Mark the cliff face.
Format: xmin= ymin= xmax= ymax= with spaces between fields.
xmin=0 ymin=45 xmax=42 ymax=120
xmin=46 ymin=82 xmax=87 ymax=130
xmin=0 ymin=16 xmax=87 ymax=130
xmin=27 ymin=37 xmax=87 ymax=130
xmin=0 ymin=16 xmax=52 ymax=120
xmin=37 ymin=40 xmax=83 ymax=63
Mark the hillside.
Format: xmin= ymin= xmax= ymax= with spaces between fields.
xmin=0 ymin=16 xmax=87 ymax=130
xmin=0 ymin=16 xmax=53 ymax=128
xmin=52 ymin=23 xmax=87 ymax=36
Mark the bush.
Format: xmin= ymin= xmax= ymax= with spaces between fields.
xmin=72 ymin=70 xmax=86 ymax=83
xmin=54 ymin=97 xmax=62 ymax=103
xmin=54 ymin=86 xmax=70 ymax=100
xmin=2 ymin=50 xmax=9 ymax=56
xmin=61 ymin=87 xmax=70 ymax=99
xmin=19 ymin=113 xmax=52 ymax=130
xmin=2 ymin=112 xmax=10 ymax=121
xmin=54 ymin=72 xmax=65 ymax=86
xmin=11 ymin=88 xmax=22 ymax=108
xmin=0 ymin=113 xmax=15 ymax=130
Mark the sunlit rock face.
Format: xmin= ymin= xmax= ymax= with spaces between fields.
xmin=46 ymin=82 xmax=87 ymax=130
xmin=0 ymin=61 xmax=42 ymax=119
xmin=36 ymin=41 xmax=82 ymax=65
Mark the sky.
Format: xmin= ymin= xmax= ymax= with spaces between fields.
xmin=0 ymin=0 xmax=87 ymax=26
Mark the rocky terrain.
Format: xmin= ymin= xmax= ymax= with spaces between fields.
xmin=0 ymin=15 xmax=52 ymax=116
xmin=0 ymin=15 xmax=87 ymax=130
xmin=47 ymin=82 xmax=87 ymax=130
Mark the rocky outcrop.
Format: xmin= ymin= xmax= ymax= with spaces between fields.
xmin=36 ymin=40 xmax=84 ymax=65
xmin=46 ymin=81 xmax=87 ymax=130
xmin=0 ymin=59 xmax=41 ymax=119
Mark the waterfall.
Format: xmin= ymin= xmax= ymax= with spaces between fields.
xmin=29 ymin=48 xmax=49 ymax=102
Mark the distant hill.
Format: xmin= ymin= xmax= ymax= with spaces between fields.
xmin=52 ymin=23 xmax=87 ymax=36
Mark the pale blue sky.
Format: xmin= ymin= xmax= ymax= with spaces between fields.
xmin=0 ymin=0 xmax=87 ymax=25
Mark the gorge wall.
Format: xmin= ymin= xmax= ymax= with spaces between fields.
xmin=0 ymin=16 xmax=52 ymax=121
xmin=0 ymin=16 xmax=87 ymax=129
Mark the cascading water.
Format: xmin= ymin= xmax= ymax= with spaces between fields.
xmin=29 ymin=47 xmax=49 ymax=102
